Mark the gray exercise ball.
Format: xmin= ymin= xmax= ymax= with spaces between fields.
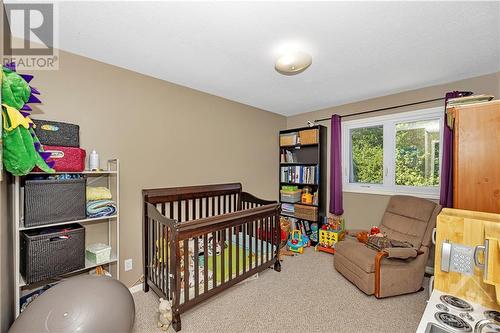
xmin=10 ymin=275 xmax=135 ymax=333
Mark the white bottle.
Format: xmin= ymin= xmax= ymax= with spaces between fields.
xmin=89 ymin=149 xmax=100 ymax=171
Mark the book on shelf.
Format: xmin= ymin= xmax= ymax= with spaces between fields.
xmin=280 ymin=165 xmax=318 ymax=184
xmin=280 ymin=149 xmax=298 ymax=163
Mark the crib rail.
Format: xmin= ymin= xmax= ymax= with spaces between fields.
xmin=143 ymin=184 xmax=280 ymax=331
xmin=241 ymin=191 xmax=276 ymax=209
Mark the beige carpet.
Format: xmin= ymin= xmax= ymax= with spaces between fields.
xmin=133 ymin=248 xmax=428 ymax=333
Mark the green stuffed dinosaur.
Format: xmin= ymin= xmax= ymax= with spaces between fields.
xmin=1 ymin=63 xmax=54 ymax=175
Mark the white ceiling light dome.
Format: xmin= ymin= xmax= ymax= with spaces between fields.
xmin=275 ymin=51 xmax=312 ymax=75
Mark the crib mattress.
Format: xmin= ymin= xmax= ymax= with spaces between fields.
xmin=154 ymin=236 xmax=276 ymax=304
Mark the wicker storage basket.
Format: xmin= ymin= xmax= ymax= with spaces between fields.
xmin=280 ymin=190 xmax=302 ymax=203
xmin=20 ymin=223 xmax=85 ymax=284
xmin=24 ymin=178 xmax=86 ymax=228
xmin=299 ymin=129 xmax=318 ymax=145
xmin=280 ymin=132 xmax=298 ymax=146
xmin=32 ymin=119 xmax=80 ymax=147
xmin=294 ymin=204 xmax=318 ymax=221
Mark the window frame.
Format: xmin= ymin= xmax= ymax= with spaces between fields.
xmin=341 ymin=107 xmax=444 ymax=199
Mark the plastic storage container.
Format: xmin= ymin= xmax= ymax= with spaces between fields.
xmin=24 ymin=178 xmax=86 ymax=228
xmin=299 ymin=129 xmax=318 ymax=145
xmin=32 ymin=119 xmax=80 ymax=147
xmin=86 ymin=243 xmax=111 ymax=265
xmin=20 ymin=223 xmax=85 ymax=284
xmin=42 ymin=146 xmax=86 ymax=172
xmin=280 ymin=190 xmax=302 ymax=203
xmin=279 ymin=132 xmax=298 ymax=146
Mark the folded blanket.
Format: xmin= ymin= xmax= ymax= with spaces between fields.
xmin=86 ymin=186 xmax=112 ymax=201
xmin=87 ymin=199 xmax=116 ymax=218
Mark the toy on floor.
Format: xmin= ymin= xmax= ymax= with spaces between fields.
xmin=309 ymin=223 xmax=318 ymax=243
xmin=158 ymin=298 xmax=173 ymax=331
xmin=316 ymin=216 xmax=345 ymax=254
xmin=287 ymin=229 xmax=309 ymax=254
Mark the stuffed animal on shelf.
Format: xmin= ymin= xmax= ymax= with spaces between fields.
xmin=158 ymin=298 xmax=172 ymax=331
xmin=1 ymin=62 xmax=54 ymax=175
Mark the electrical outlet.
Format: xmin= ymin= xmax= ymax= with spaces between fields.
xmin=124 ymin=259 xmax=133 ymax=272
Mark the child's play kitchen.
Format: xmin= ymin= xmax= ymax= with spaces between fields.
xmin=416 ymin=209 xmax=500 ymax=333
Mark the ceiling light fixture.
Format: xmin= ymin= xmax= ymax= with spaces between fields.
xmin=275 ymin=51 xmax=312 ymax=76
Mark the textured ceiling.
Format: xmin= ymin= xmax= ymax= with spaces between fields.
xmin=8 ymin=1 xmax=500 ymax=115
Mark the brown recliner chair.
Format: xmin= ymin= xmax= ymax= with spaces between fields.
xmin=334 ymin=195 xmax=441 ymax=298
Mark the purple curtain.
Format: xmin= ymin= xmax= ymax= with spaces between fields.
xmin=439 ymin=91 xmax=473 ymax=207
xmin=330 ymin=114 xmax=344 ymax=215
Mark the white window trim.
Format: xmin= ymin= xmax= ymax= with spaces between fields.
xmin=341 ymin=107 xmax=444 ymax=199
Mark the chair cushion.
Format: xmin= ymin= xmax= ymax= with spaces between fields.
xmin=380 ymin=195 xmax=439 ymax=247
xmin=335 ymin=239 xmax=377 ymax=273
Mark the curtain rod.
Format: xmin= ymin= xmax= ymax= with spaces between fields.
xmin=314 ymin=97 xmax=445 ymax=122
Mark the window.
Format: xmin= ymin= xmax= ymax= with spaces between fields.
xmin=342 ymin=107 xmax=443 ymax=198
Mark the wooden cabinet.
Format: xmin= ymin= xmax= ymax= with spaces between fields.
xmin=452 ymin=100 xmax=500 ymax=213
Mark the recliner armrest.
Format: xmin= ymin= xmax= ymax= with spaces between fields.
xmin=383 ymin=247 xmax=420 ymax=259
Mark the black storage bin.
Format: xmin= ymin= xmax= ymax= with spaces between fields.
xmin=20 ymin=223 xmax=85 ymax=284
xmin=24 ymin=178 xmax=86 ymax=228
xmin=32 ymin=119 xmax=80 ymax=147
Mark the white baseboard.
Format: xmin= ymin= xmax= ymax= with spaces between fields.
xmin=129 ymin=283 xmax=143 ymax=294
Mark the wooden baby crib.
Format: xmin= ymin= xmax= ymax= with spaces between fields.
xmin=142 ymin=183 xmax=281 ymax=331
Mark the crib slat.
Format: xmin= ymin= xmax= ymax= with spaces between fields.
xmin=192 ymin=199 xmax=196 ymax=220
xmin=177 ymin=200 xmax=182 ymax=222
xmin=248 ymin=222 xmax=253 ymax=270
xmin=149 ymin=218 xmax=153 ymax=286
xmin=220 ymin=230 xmax=225 ymax=284
xmin=236 ymin=225 xmax=240 ymax=277
xmin=203 ymin=198 xmax=209 ymax=217
xmin=266 ymin=217 xmax=274 ymax=261
xmin=260 ymin=218 xmax=264 ymax=265
xmin=222 ymin=195 xmax=226 ymax=214
xmin=166 ymin=226 xmax=170 ymax=299
xmin=198 ymin=198 xmax=202 ymax=220
xmin=242 ymin=222 xmax=247 ymax=274
xmin=174 ymin=236 xmax=181 ymax=310
xmin=169 ymin=202 xmax=174 ymax=220
xmin=160 ymin=222 xmax=164 ymax=294
xmin=218 ymin=196 xmax=221 ymax=215
xmin=228 ymin=227 xmax=233 ymax=280
xmin=212 ymin=232 xmax=217 ymax=287
xmin=185 ymin=200 xmax=190 ymax=221
xmin=153 ymin=218 xmax=157 ymax=287
xmin=183 ymin=239 xmax=189 ymax=302
xmin=264 ymin=217 xmax=268 ymax=263
xmin=211 ymin=197 xmax=215 ymax=218
xmin=254 ymin=220 xmax=258 ymax=267
xmin=203 ymin=234 xmax=208 ymax=293
xmin=194 ymin=237 xmax=199 ymax=297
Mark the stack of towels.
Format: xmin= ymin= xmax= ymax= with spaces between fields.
xmin=86 ymin=187 xmax=117 ymax=218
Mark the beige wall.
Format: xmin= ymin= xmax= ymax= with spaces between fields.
xmin=30 ymin=49 xmax=286 ymax=287
xmin=287 ymin=71 xmax=500 ymax=230
xmin=0 ymin=46 xmax=285 ymax=328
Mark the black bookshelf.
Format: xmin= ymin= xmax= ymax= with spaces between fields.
xmin=279 ymin=125 xmax=327 ymax=244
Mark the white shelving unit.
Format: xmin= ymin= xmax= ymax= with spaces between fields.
xmin=12 ymin=159 xmax=120 ymax=318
